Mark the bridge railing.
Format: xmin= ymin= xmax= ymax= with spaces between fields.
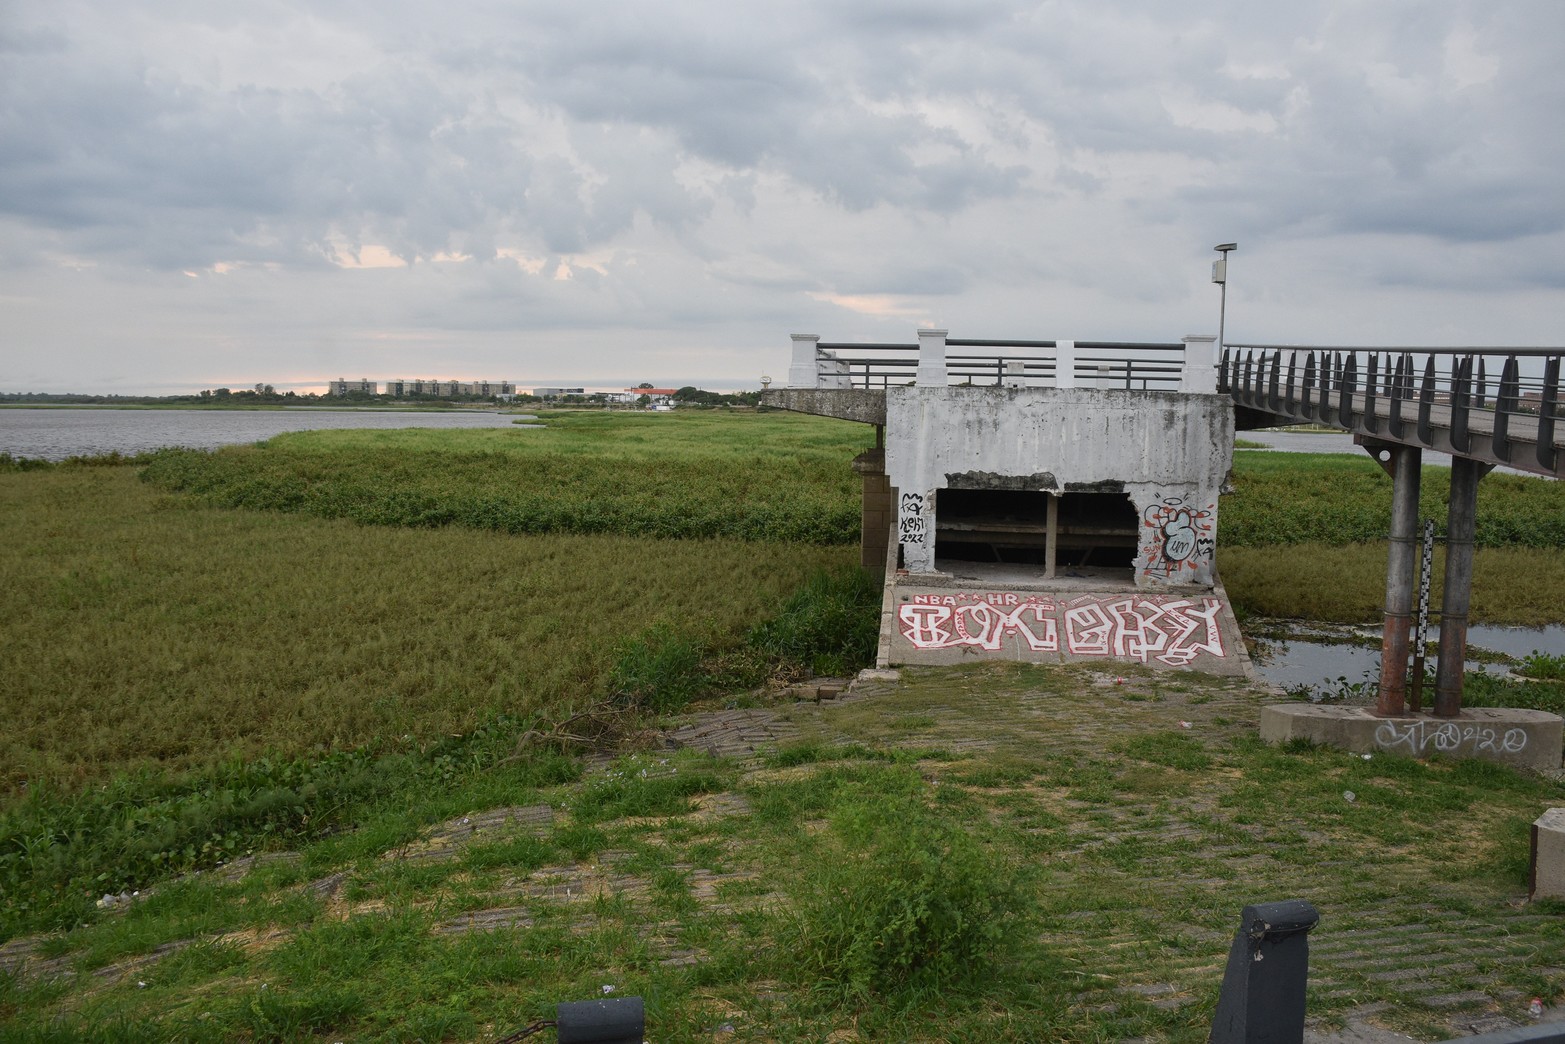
xmin=788 ymin=333 xmax=1214 ymax=392
xmin=1220 ymin=344 xmax=1565 ymax=471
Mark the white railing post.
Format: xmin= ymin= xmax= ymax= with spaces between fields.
xmin=1183 ymin=335 xmax=1218 ymax=393
xmin=822 ymin=350 xmax=852 ymax=389
xmin=1054 ymin=340 xmax=1076 ymax=388
xmin=916 ymin=328 xmax=948 ymax=387
xmin=789 ymin=334 xmax=821 ymax=389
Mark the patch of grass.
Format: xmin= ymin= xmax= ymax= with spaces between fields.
xmin=1222 ymin=453 xmax=1565 ymax=549
xmin=569 ymin=752 xmax=729 ymax=824
xmin=1220 ymin=543 xmax=1565 ymax=625
xmin=1459 ymin=672 xmax=1565 ymax=715
xmin=0 ymin=467 xmax=854 ymax=793
xmin=746 ymin=567 xmax=882 ymax=677
xmin=1519 ymin=652 xmax=1565 ymax=681
xmin=1116 ymin=730 xmax=1214 ymax=771
xmin=773 ymin=780 xmax=1036 ymax=1002
xmin=137 ymin=410 xmax=869 ymax=544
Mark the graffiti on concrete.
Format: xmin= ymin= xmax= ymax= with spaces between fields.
xmin=898 ymin=492 xmax=928 ymax=545
xmin=1140 ymin=495 xmax=1215 ymax=581
xmin=898 ymin=591 xmax=1228 ymax=667
xmin=1373 ymin=719 xmax=1528 ymax=757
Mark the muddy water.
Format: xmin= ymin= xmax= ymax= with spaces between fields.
xmin=1249 ymin=621 xmax=1565 ymax=695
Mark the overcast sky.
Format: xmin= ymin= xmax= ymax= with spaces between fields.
xmin=3 ymin=1 xmax=1562 ymax=394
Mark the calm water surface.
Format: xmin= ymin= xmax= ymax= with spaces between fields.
xmin=0 ymin=408 xmax=536 ymax=461
xmin=1251 ymin=622 xmax=1565 ymax=695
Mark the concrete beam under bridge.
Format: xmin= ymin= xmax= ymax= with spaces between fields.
xmin=762 ymin=388 xmax=886 ymax=425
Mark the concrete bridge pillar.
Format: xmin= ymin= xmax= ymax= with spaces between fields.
xmin=852 ymin=446 xmax=891 ymax=573
xmin=1054 ymin=340 xmax=1076 ymax=388
xmin=1375 ymin=444 xmax=1422 ymax=716
xmin=1434 ymin=456 xmax=1490 ymax=717
xmin=788 ymin=334 xmax=820 ymax=389
xmin=916 ymin=329 xmax=948 ymax=387
xmin=1182 ymin=335 xmax=1217 ymax=393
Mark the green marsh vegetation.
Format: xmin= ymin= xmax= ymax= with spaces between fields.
xmin=5 ymin=416 xmax=1565 ymax=1037
xmin=138 ymin=410 xmax=865 ymax=543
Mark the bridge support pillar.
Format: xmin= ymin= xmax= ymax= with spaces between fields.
xmin=1434 ymin=456 xmax=1490 ymax=717
xmin=1374 ymin=443 xmax=1422 ymax=717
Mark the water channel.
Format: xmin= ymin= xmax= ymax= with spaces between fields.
xmin=0 ymin=407 xmax=535 ymax=461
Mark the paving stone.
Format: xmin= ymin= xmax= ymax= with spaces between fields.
xmin=433 ymin=907 xmax=535 ymax=936
xmin=92 ymin=940 xmax=194 ymax=982
xmin=307 ymin=871 xmax=349 ymax=900
xmin=1418 ymin=990 xmax=1492 ymax=1009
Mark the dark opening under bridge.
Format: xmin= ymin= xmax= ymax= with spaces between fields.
xmin=776 ymin=333 xmax=1565 ymax=721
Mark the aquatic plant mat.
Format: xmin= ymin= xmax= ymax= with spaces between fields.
xmin=4 ymin=663 xmax=1563 ymax=1042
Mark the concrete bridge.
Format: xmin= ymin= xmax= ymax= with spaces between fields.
xmin=766 ymin=333 xmax=1564 ymax=767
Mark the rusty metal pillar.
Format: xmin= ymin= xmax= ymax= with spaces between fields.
xmin=1433 ymin=456 xmax=1488 ymax=717
xmin=1373 ymin=442 xmax=1421 ymax=717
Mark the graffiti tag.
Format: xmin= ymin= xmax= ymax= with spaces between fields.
xmin=898 ymin=492 xmax=928 ymax=545
xmin=898 ymin=592 xmax=1228 ymax=667
xmin=1140 ymin=496 xmax=1215 ymax=581
xmin=1373 ymin=720 xmax=1528 ymax=756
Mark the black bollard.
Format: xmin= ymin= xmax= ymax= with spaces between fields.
xmin=1209 ymin=899 xmax=1319 ymax=1044
xmin=556 ymin=995 xmax=645 ymax=1044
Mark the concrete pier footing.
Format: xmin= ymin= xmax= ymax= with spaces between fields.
xmin=1533 ymin=808 xmax=1565 ymax=900
xmin=1260 ymin=704 xmax=1563 ymax=772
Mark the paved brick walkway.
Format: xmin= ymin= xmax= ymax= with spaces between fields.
xmin=4 ymin=666 xmax=1560 ymax=1041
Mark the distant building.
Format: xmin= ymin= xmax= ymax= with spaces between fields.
xmin=342 ymin=378 xmax=519 ymax=398
xmin=328 ymin=378 xmax=378 ymax=396
xmin=532 ymin=387 xmax=586 ymax=399
xmin=616 ymin=387 xmax=678 ymax=404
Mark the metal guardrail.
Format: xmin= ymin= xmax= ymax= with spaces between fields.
xmin=817 ymin=339 xmax=1187 ymax=391
xmin=1220 ymin=344 xmax=1565 ymax=474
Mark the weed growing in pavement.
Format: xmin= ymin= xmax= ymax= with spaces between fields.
xmin=774 ymin=774 xmax=1036 ymax=1003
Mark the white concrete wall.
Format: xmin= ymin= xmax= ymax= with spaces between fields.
xmin=884 ymin=386 xmax=1233 ymax=588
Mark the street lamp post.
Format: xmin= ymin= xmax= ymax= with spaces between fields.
xmin=1212 ymin=243 xmax=1237 ymax=351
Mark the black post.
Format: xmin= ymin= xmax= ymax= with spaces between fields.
xmin=557 ymin=996 xmax=646 ymax=1044
xmin=1209 ymin=900 xmax=1319 ymax=1044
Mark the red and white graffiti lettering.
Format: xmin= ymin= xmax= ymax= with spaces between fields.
xmin=899 ymin=592 xmax=1227 ymax=666
xmin=897 ymin=598 xmax=1059 ymax=652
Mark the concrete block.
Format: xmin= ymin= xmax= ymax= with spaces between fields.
xmin=1533 ymin=808 xmax=1565 ymax=900
xmin=885 ymin=583 xmax=1248 ymax=675
xmin=1260 ymin=704 xmax=1563 ymax=773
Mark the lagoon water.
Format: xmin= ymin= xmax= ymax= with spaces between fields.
xmin=0 ymin=407 xmax=534 ymax=461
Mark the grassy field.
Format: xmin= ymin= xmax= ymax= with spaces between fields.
xmin=1222 ymin=450 xmax=1565 ymax=549
xmin=3 ymin=665 xmax=1562 ymax=1041
xmin=138 ymin=411 xmax=869 ymax=543
xmin=0 ymin=466 xmax=854 ymax=793
xmin=5 ymin=415 xmax=1565 ymax=1038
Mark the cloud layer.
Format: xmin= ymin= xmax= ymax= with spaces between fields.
xmin=3 ymin=0 xmax=1562 ymax=392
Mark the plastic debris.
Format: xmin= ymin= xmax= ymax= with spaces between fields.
xmin=1361 ymin=753 xmax=1373 ymax=760
xmin=601 ymin=984 xmax=616 ymax=995
xmin=1530 ymin=998 xmax=1544 ymax=1018
xmin=1343 ymin=790 xmax=1357 ymax=802
xmin=1178 ymin=721 xmax=1193 ymax=729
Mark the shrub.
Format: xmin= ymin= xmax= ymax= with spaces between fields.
xmin=777 ymin=787 xmax=1032 ymax=1000
xmin=747 ymin=568 xmax=881 ymax=677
